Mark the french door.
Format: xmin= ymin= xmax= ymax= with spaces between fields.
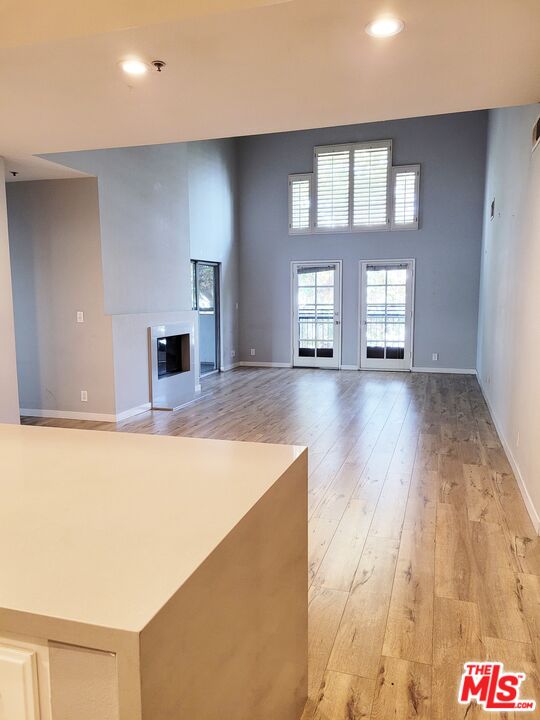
xmin=360 ymin=260 xmax=414 ymax=371
xmin=292 ymin=261 xmax=341 ymax=369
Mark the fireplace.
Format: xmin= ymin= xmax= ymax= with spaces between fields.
xmin=157 ymin=334 xmax=190 ymax=378
xmin=149 ymin=322 xmax=198 ymax=411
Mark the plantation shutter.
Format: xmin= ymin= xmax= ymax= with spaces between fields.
xmin=392 ymin=165 xmax=420 ymax=229
xmin=315 ymin=148 xmax=350 ymax=229
xmin=289 ymin=174 xmax=312 ymax=233
xmin=353 ymin=142 xmax=391 ymax=228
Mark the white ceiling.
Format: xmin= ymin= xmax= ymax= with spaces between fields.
xmin=1 ymin=0 xmax=539 ymax=181
xmin=0 ymin=0 xmax=291 ymax=48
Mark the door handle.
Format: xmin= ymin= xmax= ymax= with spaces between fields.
xmin=335 ymin=320 xmax=341 ymax=325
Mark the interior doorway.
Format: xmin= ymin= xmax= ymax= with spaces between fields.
xmin=359 ymin=259 xmax=415 ymax=371
xmin=191 ymin=260 xmax=220 ymax=376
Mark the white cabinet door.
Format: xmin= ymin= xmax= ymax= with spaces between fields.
xmin=0 ymin=646 xmax=40 ymax=720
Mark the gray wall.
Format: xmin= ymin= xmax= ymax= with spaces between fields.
xmin=44 ymin=144 xmax=192 ymax=316
xmin=48 ymin=139 xmax=240 ymax=367
xmin=477 ymin=104 xmax=540 ymax=522
xmin=8 ymin=140 xmax=238 ymax=416
xmin=237 ymin=112 xmax=487 ymax=369
xmin=0 ymin=160 xmax=20 ymax=423
xmin=7 ymin=178 xmax=116 ymax=415
xmin=188 ymin=139 xmax=239 ymax=368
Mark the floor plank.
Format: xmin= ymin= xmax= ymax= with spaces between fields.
xmin=371 ymin=655 xmax=431 ymax=720
xmin=519 ymin=572 xmax=540 ymax=662
xmin=328 ymin=536 xmax=399 ymax=679
xmin=382 ymin=493 xmax=436 ymax=665
xmin=435 ymin=502 xmax=476 ymax=601
xmin=484 ymin=637 xmax=540 ymax=720
xmin=307 ymin=585 xmax=349 ymax=701
xmin=302 ymin=670 xmax=375 ymax=720
xmin=432 ymin=597 xmax=485 ymax=720
xmin=464 ymin=464 xmax=499 ymax=524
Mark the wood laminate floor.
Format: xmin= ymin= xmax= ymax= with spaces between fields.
xmin=23 ymin=368 xmax=540 ymax=719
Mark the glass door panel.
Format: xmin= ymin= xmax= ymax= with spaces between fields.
xmin=361 ymin=261 xmax=413 ymax=370
xmin=293 ymin=262 xmax=341 ymax=368
xmin=192 ymin=260 xmax=220 ymax=376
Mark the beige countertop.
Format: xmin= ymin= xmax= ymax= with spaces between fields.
xmin=0 ymin=424 xmax=304 ymax=635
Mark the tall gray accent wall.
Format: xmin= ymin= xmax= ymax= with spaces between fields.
xmin=44 ymin=144 xmax=192 ymax=315
xmin=7 ymin=140 xmax=239 ymax=417
xmin=188 ymin=139 xmax=239 ymax=369
xmin=7 ymin=178 xmax=116 ymax=415
xmin=47 ymin=140 xmax=240 ymax=366
xmin=237 ymin=112 xmax=487 ymax=369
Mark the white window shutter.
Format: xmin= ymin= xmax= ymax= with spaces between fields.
xmin=314 ymin=148 xmax=350 ymax=229
xmin=353 ymin=141 xmax=391 ymax=229
xmin=391 ymin=165 xmax=420 ymax=229
xmin=288 ymin=174 xmax=312 ymax=233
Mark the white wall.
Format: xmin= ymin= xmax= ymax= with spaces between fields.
xmin=477 ymin=103 xmax=540 ymax=528
xmin=0 ymin=158 xmax=20 ymax=423
xmin=7 ymin=178 xmax=116 ymax=417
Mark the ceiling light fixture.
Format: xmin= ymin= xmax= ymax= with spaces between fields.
xmin=365 ymin=17 xmax=405 ymax=38
xmin=120 ymin=59 xmax=149 ymax=76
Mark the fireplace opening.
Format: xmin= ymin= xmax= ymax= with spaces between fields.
xmin=157 ymin=334 xmax=190 ymax=378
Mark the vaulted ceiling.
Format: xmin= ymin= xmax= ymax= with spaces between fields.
xmin=1 ymin=0 xmax=539 ymax=180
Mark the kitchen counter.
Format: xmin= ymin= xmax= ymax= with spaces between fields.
xmin=0 ymin=424 xmax=308 ymax=720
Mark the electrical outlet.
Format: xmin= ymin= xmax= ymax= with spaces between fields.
xmin=231 ymin=350 xmax=236 ymax=358
xmin=250 ymin=348 xmax=256 ymax=356
xmin=80 ymin=390 xmax=88 ymax=402
xmin=432 ymin=352 xmax=439 ymax=361
xmin=76 ymin=311 xmax=84 ymax=323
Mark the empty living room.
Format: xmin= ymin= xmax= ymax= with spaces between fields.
xmin=1 ymin=2 xmax=540 ymax=719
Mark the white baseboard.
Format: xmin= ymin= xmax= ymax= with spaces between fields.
xmin=21 ymin=403 xmax=154 ymax=423
xmin=236 ymin=362 xmax=477 ymax=375
xmin=115 ymin=403 xmax=151 ymax=422
xmin=476 ymin=376 xmax=540 ymax=534
xmin=411 ymin=367 xmax=477 ymax=375
xmin=220 ymin=362 xmax=241 ymax=372
xmin=20 ymin=408 xmax=117 ymax=423
xmin=239 ymin=361 xmax=293 ymax=368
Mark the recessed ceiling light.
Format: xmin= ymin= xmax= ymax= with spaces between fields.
xmin=365 ymin=17 xmax=405 ymax=38
xmin=120 ymin=59 xmax=149 ymax=76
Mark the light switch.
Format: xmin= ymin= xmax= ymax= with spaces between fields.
xmin=77 ymin=311 xmax=84 ymax=323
